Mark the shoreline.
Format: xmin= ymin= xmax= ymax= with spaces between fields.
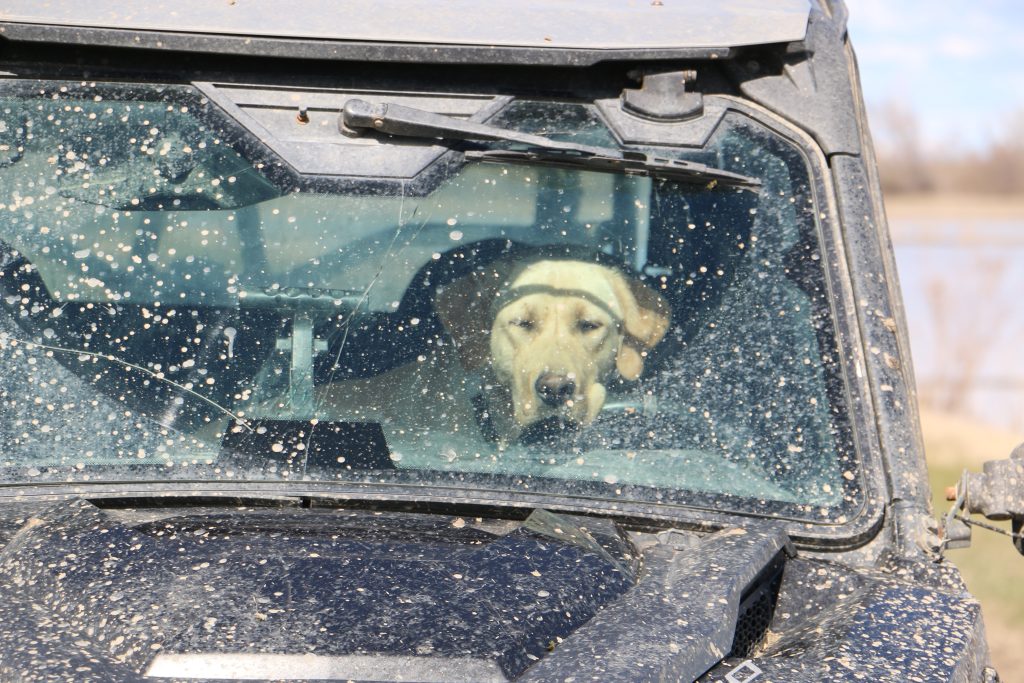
xmin=884 ymin=193 xmax=1024 ymax=220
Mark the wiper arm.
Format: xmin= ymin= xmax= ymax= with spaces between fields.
xmin=339 ymin=99 xmax=760 ymax=190
xmin=341 ymin=98 xmax=611 ymax=156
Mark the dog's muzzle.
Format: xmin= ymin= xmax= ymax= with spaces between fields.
xmin=535 ymin=373 xmax=577 ymax=407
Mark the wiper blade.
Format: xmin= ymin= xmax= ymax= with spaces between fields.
xmin=464 ymin=148 xmax=761 ymax=189
xmin=340 ymin=99 xmax=760 ymax=190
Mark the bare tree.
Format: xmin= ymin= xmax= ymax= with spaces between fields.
xmin=875 ymin=103 xmax=1024 ymax=195
xmin=921 ymin=256 xmax=1010 ymax=415
xmin=873 ymin=101 xmax=935 ymax=194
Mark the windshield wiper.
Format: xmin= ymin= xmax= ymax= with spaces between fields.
xmin=463 ymin=148 xmax=761 ymax=189
xmin=339 ymin=99 xmax=761 ymax=190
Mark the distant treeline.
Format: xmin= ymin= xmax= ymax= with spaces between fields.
xmin=872 ymin=103 xmax=1024 ymax=195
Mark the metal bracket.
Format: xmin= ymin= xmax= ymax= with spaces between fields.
xmin=275 ymin=312 xmax=330 ymax=417
xmin=239 ymin=285 xmax=356 ymax=418
xmin=940 ymin=482 xmax=973 ymax=553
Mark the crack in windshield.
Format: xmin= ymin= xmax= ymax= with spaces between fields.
xmin=0 ymin=331 xmax=253 ymax=430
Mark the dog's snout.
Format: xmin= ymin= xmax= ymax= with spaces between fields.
xmin=535 ymin=373 xmax=577 ymax=406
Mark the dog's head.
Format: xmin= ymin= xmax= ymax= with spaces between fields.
xmin=434 ymin=257 xmax=670 ymax=434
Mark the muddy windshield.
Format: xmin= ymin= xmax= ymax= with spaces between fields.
xmin=0 ymin=82 xmax=860 ymax=522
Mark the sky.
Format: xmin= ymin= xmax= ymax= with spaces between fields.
xmin=845 ymin=0 xmax=1024 ymax=152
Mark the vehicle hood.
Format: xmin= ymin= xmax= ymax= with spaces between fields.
xmin=0 ymin=498 xmax=988 ymax=682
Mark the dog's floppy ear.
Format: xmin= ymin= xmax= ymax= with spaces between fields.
xmin=432 ymin=264 xmax=508 ymax=371
xmin=609 ymin=273 xmax=671 ymax=381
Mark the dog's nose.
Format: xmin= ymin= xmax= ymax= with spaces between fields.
xmin=535 ymin=373 xmax=577 ymax=406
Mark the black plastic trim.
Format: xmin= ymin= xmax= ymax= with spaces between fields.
xmin=0 ymin=22 xmax=738 ymax=67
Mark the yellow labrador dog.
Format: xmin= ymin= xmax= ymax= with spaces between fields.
xmin=433 ymin=256 xmax=671 ymax=441
xmin=316 ymin=254 xmax=670 ymax=444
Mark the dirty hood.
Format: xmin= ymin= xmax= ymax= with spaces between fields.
xmin=0 ymin=499 xmax=989 ymax=682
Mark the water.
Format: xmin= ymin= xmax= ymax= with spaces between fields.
xmin=892 ymin=217 xmax=1024 ymax=431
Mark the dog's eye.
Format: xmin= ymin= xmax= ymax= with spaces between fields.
xmin=577 ymin=319 xmax=603 ymax=332
xmin=510 ymin=318 xmax=535 ymax=330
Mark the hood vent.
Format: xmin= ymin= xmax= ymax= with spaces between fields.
xmin=516 ymin=526 xmax=794 ymax=682
xmin=728 ymin=551 xmax=786 ymax=658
